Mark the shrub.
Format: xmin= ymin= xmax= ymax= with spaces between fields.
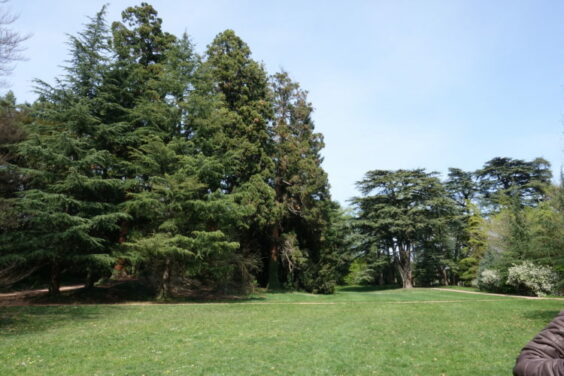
xmin=458 ymin=257 xmax=479 ymax=284
xmin=344 ymin=259 xmax=373 ymax=285
xmin=477 ymin=269 xmax=502 ymax=292
xmin=506 ymin=261 xmax=558 ymax=297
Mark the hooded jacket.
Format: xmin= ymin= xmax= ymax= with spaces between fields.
xmin=514 ymin=311 xmax=564 ymax=376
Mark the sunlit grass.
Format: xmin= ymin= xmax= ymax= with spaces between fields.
xmin=1 ymin=288 xmax=561 ymax=375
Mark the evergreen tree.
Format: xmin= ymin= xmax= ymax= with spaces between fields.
xmin=0 ymin=7 xmax=127 ymax=293
xmin=476 ymin=157 xmax=552 ymax=212
xmin=0 ymin=107 xmax=127 ymax=293
xmin=189 ymin=30 xmax=276 ymax=289
xmin=123 ymin=136 xmax=239 ymax=298
xmin=201 ymin=29 xmax=274 ymax=191
xmin=445 ymin=168 xmax=477 ymax=209
xmin=269 ymin=71 xmax=334 ymax=290
xmin=527 ymin=179 xmax=564 ymax=286
xmin=352 ymin=169 xmax=455 ymax=288
xmin=456 ymin=203 xmax=487 ymax=283
xmin=0 ymin=92 xmax=26 ymax=226
xmin=1 ymin=4 xmax=346 ymax=296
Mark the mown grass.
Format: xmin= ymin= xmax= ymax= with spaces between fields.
xmin=434 ymin=285 xmax=481 ymax=293
xmin=1 ymin=287 xmax=562 ymax=375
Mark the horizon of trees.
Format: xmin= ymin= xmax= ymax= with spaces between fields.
xmin=0 ymin=3 xmax=561 ymax=299
xmin=349 ymin=157 xmax=563 ymax=295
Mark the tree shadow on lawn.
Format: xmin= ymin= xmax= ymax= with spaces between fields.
xmin=1 ymin=280 xmax=270 ymax=309
xmin=0 ymin=304 xmax=124 ymax=337
xmin=337 ymin=285 xmax=402 ymax=293
xmin=521 ymin=310 xmax=562 ymax=323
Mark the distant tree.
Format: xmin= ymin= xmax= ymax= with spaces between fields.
xmin=476 ymin=157 xmax=552 ymax=212
xmin=528 ymin=179 xmax=564 ymax=278
xmin=352 ymin=169 xmax=455 ymax=288
xmin=443 ymin=168 xmax=476 ymax=276
xmin=445 ymin=168 xmax=477 ymax=208
xmin=456 ymin=203 xmax=487 ymax=283
xmin=477 ymin=179 xmax=564 ymax=294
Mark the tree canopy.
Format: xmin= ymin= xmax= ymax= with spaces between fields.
xmin=0 ymin=4 xmax=345 ymax=297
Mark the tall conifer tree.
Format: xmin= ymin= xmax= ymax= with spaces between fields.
xmin=189 ymin=30 xmax=276 ymax=288
xmin=269 ymin=71 xmax=333 ymax=289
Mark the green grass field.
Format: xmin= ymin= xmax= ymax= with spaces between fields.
xmin=1 ymin=287 xmax=562 ymax=375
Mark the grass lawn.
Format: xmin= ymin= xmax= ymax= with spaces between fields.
xmin=433 ymin=285 xmax=481 ymax=293
xmin=1 ymin=287 xmax=562 ymax=375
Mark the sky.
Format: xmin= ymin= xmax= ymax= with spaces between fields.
xmin=5 ymin=0 xmax=564 ymax=206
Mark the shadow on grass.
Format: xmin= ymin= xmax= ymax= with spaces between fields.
xmin=33 ymin=280 xmax=156 ymax=305
xmin=51 ymin=282 xmax=268 ymax=305
xmin=522 ymin=310 xmax=562 ymax=323
xmin=1 ymin=280 xmax=270 ymax=308
xmin=0 ymin=305 xmax=123 ymax=337
xmin=337 ymin=285 xmax=402 ymax=293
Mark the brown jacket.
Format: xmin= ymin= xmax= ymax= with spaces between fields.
xmin=514 ymin=311 xmax=564 ymax=376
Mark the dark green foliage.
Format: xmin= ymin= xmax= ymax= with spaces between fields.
xmin=0 ymin=92 xmax=27 ymax=230
xmin=528 ymin=179 xmax=564 ymax=279
xmin=477 ymin=178 xmax=564 ymax=293
xmin=455 ymin=203 xmax=487 ymax=283
xmin=0 ymin=110 xmax=128 ymax=293
xmin=352 ymin=169 xmax=456 ymax=288
xmin=185 ymin=29 xmax=277 ymax=291
xmin=268 ymin=71 xmax=339 ymax=291
xmin=123 ymin=136 xmax=240 ymax=298
xmin=0 ymin=8 xmax=127 ymax=293
xmin=476 ymin=157 xmax=552 ymax=212
xmin=112 ymin=3 xmax=176 ymax=66
xmin=445 ymin=168 xmax=477 ymax=208
xmin=1 ymin=4 xmax=343 ymax=296
xmin=200 ymin=29 xmax=274 ymax=191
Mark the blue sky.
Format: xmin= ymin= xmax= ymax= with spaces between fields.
xmin=6 ymin=0 xmax=564 ymax=205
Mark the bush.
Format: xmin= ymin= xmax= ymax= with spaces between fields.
xmin=506 ymin=261 xmax=558 ymax=297
xmin=477 ymin=269 xmax=502 ymax=292
xmin=344 ymin=259 xmax=373 ymax=285
xmin=458 ymin=257 xmax=479 ymax=284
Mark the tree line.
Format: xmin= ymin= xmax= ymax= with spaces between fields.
xmin=0 ymin=3 xmax=348 ymax=297
xmin=350 ymin=157 xmax=563 ymax=296
xmin=0 ymin=3 xmax=561 ymax=299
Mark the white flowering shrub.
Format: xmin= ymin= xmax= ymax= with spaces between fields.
xmin=478 ymin=269 xmax=502 ymax=291
xmin=506 ymin=261 xmax=558 ymax=297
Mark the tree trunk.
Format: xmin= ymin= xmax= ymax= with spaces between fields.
xmin=268 ymin=225 xmax=281 ymax=289
xmin=397 ymin=246 xmax=413 ymax=288
xmin=118 ymin=221 xmax=129 ymax=244
xmin=442 ymin=268 xmax=449 ymax=286
xmin=48 ymin=262 xmax=61 ymax=295
xmin=85 ymin=267 xmax=95 ymax=289
xmin=157 ymin=258 xmax=171 ymax=300
xmin=399 ymin=267 xmax=413 ymax=288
